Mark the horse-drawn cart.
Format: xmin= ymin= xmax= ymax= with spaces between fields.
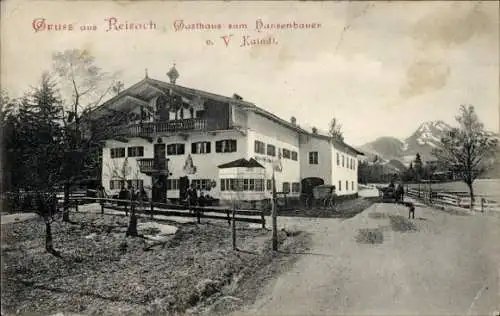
xmin=377 ymin=185 xmax=404 ymax=202
xmin=311 ymin=184 xmax=337 ymax=209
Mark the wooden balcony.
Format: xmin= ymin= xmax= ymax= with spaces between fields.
xmin=137 ymin=158 xmax=171 ymax=176
xmin=112 ymin=119 xmax=208 ymax=140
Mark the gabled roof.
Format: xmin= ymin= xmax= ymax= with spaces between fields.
xmin=218 ymin=158 xmax=264 ymax=169
xmin=88 ymin=76 xmax=362 ymax=156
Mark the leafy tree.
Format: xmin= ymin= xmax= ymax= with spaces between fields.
xmin=432 ymin=105 xmax=499 ymax=206
xmin=328 ymin=117 xmax=344 ymax=142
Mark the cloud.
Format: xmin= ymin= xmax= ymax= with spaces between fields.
xmin=400 ymin=2 xmax=495 ymax=98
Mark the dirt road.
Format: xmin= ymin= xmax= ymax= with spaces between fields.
xmin=237 ymin=202 xmax=500 ymax=315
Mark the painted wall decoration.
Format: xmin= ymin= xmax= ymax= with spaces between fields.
xmin=183 ymin=154 xmax=197 ymax=174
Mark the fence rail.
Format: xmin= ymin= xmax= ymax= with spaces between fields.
xmin=69 ymin=197 xmax=266 ymax=228
xmin=406 ymin=188 xmax=499 ymax=213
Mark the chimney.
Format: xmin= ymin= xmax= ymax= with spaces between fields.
xmin=290 ymin=116 xmax=297 ymax=125
xmin=312 ymin=127 xmax=317 ymax=134
xmin=232 ymin=93 xmax=243 ymax=100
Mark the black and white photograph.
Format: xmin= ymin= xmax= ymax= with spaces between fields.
xmin=1 ymin=1 xmax=499 ymax=315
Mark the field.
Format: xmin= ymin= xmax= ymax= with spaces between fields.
xmin=369 ymin=179 xmax=500 ymax=199
xmin=1 ymin=211 xmax=311 ymax=316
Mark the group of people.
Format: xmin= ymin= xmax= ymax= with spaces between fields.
xmin=185 ymin=183 xmax=211 ymax=209
xmin=118 ymin=185 xmax=148 ymax=202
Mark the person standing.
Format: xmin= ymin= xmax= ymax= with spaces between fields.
xmin=188 ymin=183 xmax=198 ymax=213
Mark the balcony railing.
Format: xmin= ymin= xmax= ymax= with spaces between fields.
xmin=137 ymin=158 xmax=169 ymax=175
xmin=113 ymin=119 xmax=208 ymax=138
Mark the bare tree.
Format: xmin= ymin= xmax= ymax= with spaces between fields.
xmin=105 ymin=157 xmax=143 ymax=236
xmin=52 ymin=49 xmax=121 ymax=222
xmin=328 ymin=117 xmax=344 ymax=142
xmin=432 ymin=105 xmax=498 ymax=208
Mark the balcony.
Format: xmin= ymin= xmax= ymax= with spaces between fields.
xmin=112 ymin=119 xmax=208 ymax=140
xmin=137 ymin=158 xmax=171 ymax=176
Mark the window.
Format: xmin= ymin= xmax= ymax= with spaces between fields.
xmin=110 ymin=148 xmax=125 ymax=158
xmin=342 ymin=155 xmax=345 ymax=167
xmin=255 ymin=140 xmax=266 ymax=154
xmin=109 ymin=180 xmax=124 ymax=190
xmin=282 ymin=182 xmax=290 ymax=193
xmin=167 ymin=143 xmax=185 ymax=155
xmin=292 ymin=182 xmax=300 ymax=193
xmin=221 ymin=179 xmax=264 ymax=191
xmin=282 ymin=149 xmax=291 ymax=159
xmin=167 ymin=179 xmax=179 ymax=190
xmin=216 ymin=139 xmax=237 ymax=153
xmin=255 ymin=179 xmax=264 ymax=191
xmin=346 ymin=181 xmax=348 ymax=191
xmin=309 ymin=152 xmax=318 ymax=164
xmin=338 ymin=180 xmax=342 ymax=191
xmin=267 ymin=144 xmax=276 ymax=157
xmin=196 ymin=110 xmax=205 ymax=118
xmin=191 ymin=141 xmax=211 ymax=154
xmin=336 ymin=153 xmax=340 ymax=165
xmin=229 ymin=179 xmax=237 ymax=191
xmin=352 ymin=181 xmax=354 ymax=191
xmin=266 ymin=179 xmax=272 ymax=191
xmin=192 ymin=179 xmax=211 ymax=190
xmin=126 ymin=179 xmax=143 ymax=189
xmin=291 ymin=151 xmax=298 ymax=161
xmin=127 ymin=146 xmax=144 ymax=157
xmin=249 ymin=179 xmax=255 ymax=191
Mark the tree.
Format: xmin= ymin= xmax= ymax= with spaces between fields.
xmin=328 ymin=117 xmax=344 ymax=142
xmin=432 ymin=105 xmax=499 ymax=206
xmin=52 ymin=49 xmax=120 ymax=221
xmin=105 ymin=157 xmax=142 ymax=237
xmin=5 ymin=74 xmax=65 ymax=255
xmin=413 ymin=153 xmax=423 ymax=181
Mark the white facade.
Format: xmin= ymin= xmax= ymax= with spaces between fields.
xmin=99 ymin=78 xmax=363 ymax=201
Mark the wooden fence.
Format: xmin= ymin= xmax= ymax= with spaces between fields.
xmin=406 ymin=188 xmax=499 ymax=213
xmin=69 ymin=197 xmax=266 ymax=228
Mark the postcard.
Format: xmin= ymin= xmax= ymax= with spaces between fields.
xmin=1 ymin=1 xmax=499 ymax=315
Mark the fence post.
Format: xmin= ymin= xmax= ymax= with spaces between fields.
xmin=101 ymin=200 xmax=104 ymax=215
xmin=232 ymin=208 xmax=236 ymax=250
xmin=75 ymin=199 xmax=79 ymax=213
xmin=226 ymin=210 xmax=231 ymax=226
xmin=150 ymin=201 xmax=154 ymax=219
xmin=481 ymin=198 xmax=485 ymax=213
xmin=197 ymin=207 xmax=201 ymax=224
xmin=261 ymin=212 xmax=265 ymax=229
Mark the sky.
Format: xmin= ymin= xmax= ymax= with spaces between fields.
xmin=1 ymin=0 xmax=499 ymax=146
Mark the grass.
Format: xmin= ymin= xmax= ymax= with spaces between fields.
xmin=388 ymin=215 xmax=418 ymax=232
xmin=268 ymin=197 xmax=377 ymax=219
xmin=1 ymin=211 xmax=311 ymax=316
xmin=355 ymin=228 xmax=384 ymax=244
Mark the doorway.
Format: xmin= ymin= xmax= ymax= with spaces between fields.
xmin=179 ymin=176 xmax=189 ymax=201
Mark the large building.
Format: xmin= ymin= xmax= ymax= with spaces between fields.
xmin=95 ymin=66 xmax=363 ymax=204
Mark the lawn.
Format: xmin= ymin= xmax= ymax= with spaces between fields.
xmin=1 ymin=211 xmax=311 ymax=316
xmin=269 ymin=197 xmax=378 ymax=219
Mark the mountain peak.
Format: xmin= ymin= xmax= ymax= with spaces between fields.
xmin=417 ymin=120 xmax=452 ymax=133
xmin=358 ymin=120 xmax=453 ymax=168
